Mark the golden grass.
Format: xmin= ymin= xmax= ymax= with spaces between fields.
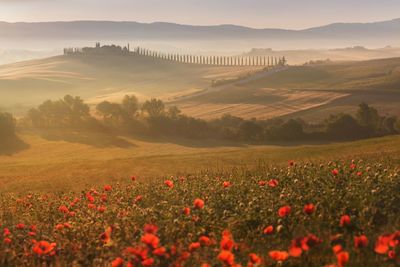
xmin=1 ymin=130 xmax=399 ymax=193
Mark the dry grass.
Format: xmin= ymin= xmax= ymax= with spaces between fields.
xmin=1 ymin=130 xmax=399 ymax=193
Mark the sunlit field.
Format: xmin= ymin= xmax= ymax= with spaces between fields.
xmin=0 ymin=153 xmax=399 ymax=266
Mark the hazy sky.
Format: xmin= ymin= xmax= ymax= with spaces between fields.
xmin=1 ymin=0 xmax=400 ymax=29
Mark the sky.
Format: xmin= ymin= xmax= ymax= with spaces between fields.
xmin=1 ymin=0 xmax=400 ymax=29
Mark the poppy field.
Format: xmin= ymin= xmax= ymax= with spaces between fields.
xmin=0 ymin=158 xmax=399 ymax=266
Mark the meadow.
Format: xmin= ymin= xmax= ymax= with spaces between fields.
xmin=0 ymin=139 xmax=399 ymax=266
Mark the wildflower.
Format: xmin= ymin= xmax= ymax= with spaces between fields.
xmin=268 ymin=179 xmax=279 ymax=187
xmin=98 ymin=206 xmax=106 ymax=213
xmin=336 ymin=251 xmax=349 ymax=267
xmin=100 ymin=227 xmax=112 ymax=245
xmin=144 ymin=224 xmax=158 ymax=234
xmin=193 ymin=198 xmax=204 ymax=209
xmin=374 ymin=234 xmax=393 ymax=254
xmin=131 ymin=175 xmax=137 ymax=181
xmin=332 ymin=245 xmax=343 ymax=254
xmin=223 ymin=181 xmax=232 ymax=188
xmin=249 ymin=253 xmax=262 ymax=265
xmin=268 ymin=250 xmax=289 ymax=261
xmin=197 ymin=236 xmax=210 ymax=245
xmin=339 ymin=215 xmax=351 ymax=227
xmin=16 ymin=223 xmax=25 ymax=230
xmin=3 ymin=228 xmax=11 ymax=236
xmin=55 ymin=224 xmax=64 ymax=231
xmin=354 ymin=235 xmax=368 ymax=249
xmin=183 ymin=207 xmax=191 ymax=216
xmin=141 ymin=233 xmax=159 ymax=248
xmin=32 ymin=241 xmax=56 ymax=256
xmin=3 ymin=238 xmax=11 ymax=244
xmin=189 ymin=242 xmax=201 ymax=251
xmin=278 ymin=206 xmax=291 ymax=218
xmin=218 ymin=250 xmax=235 ymax=266
xmin=331 ymin=169 xmax=339 ymax=176
xmin=104 ymin=185 xmax=112 ymax=191
xmin=221 ymin=230 xmax=235 ymax=251
xmin=134 ymin=195 xmax=143 ymax=203
xmin=142 ymin=258 xmax=155 ymax=266
xmin=111 ymin=257 xmax=124 ymax=267
xmin=258 ymin=181 xmax=267 ymax=186
xmin=153 ymin=246 xmax=167 ymax=256
xmin=58 ymin=205 xmax=69 ymax=214
xmin=288 ymin=160 xmax=295 ymax=166
xmin=164 ymin=180 xmax=174 ymax=189
xmin=350 ymin=163 xmax=356 ymax=169
xmin=303 ymin=204 xmax=316 ymax=215
xmin=263 ymin=225 xmax=274 ymax=235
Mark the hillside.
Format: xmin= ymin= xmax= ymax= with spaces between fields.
xmin=175 ymin=57 xmax=400 ymax=121
xmin=0 ymin=130 xmax=399 ymax=193
xmin=1 ymin=19 xmax=400 ymax=49
xmin=0 ymin=54 xmax=261 ymax=112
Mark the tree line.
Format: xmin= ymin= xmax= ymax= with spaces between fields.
xmin=6 ymin=95 xmax=399 ymax=143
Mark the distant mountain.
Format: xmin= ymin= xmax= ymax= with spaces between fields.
xmin=0 ymin=19 xmax=399 ymax=41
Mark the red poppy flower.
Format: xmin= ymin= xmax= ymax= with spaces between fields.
xmin=134 ymin=195 xmax=143 ymax=203
xmin=336 ymin=251 xmax=349 ymax=267
xmin=339 ymin=215 xmax=351 ymax=227
xmin=218 ymin=250 xmax=235 ymax=266
xmin=32 ymin=240 xmax=56 ymax=256
xmin=258 ymin=181 xmax=267 ymax=186
xmin=374 ymin=234 xmax=393 ymax=254
xmin=193 ymin=198 xmax=205 ymax=209
xmin=189 ymin=242 xmax=201 ymax=251
xmin=288 ymin=160 xmax=295 ymax=166
xmin=183 ymin=207 xmax=191 ymax=216
xmin=354 ymin=235 xmax=368 ymax=249
xmin=263 ymin=225 xmax=274 ymax=235
xmin=55 ymin=224 xmax=64 ymax=231
xmin=303 ymin=204 xmax=316 ymax=215
xmin=131 ymin=175 xmax=137 ymax=181
xmin=164 ymin=180 xmax=174 ymax=189
xmin=268 ymin=179 xmax=279 ymax=188
xmin=278 ymin=206 xmax=291 ymax=218
xmin=3 ymin=228 xmax=11 ymax=236
xmin=104 ymin=185 xmax=112 ymax=191
xmin=141 ymin=233 xmax=159 ymax=248
xmin=153 ymin=246 xmax=166 ymax=256
xmin=268 ymin=250 xmax=289 ymax=261
xmin=249 ymin=253 xmax=261 ymax=264
xmin=16 ymin=223 xmax=25 ymax=230
xmin=98 ymin=206 xmax=106 ymax=213
xmin=199 ymin=236 xmax=212 ymax=246
xmin=331 ymin=169 xmax=339 ymax=176
xmin=3 ymin=238 xmax=11 ymax=244
xmin=333 ymin=244 xmax=343 ymax=254
xmin=111 ymin=257 xmax=124 ymax=267
xmin=350 ymin=163 xmax=356 ymax=169
xmin=142 ymin=258 xmax=155 ymax=267
xmin=100 ymin=227 xmax=112 ymax=245
xmin=223 ymin=181 xmax=232 ymax=188
xmin=144 ymin=224 xmax=158 ymax=234
xmin=58 ymin=205 xmax=69 ymax=214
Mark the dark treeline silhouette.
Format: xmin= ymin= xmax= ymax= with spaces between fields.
xmin=23 ymin=95 xmax=400 ymax=143
xmin=0 ymin=112 xmax=16 ymax=139
xmin=0 ymin=112 xmax=29 ymax=154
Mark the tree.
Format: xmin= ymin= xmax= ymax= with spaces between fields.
xmin=96 ymin=101 xmax=123 ymax=121
xmin=122 ymin=95 xmax=139 ymax=120
xmin=142 ymin=99 xmax=165 ymax=118
xmin=238 ymin=120 xmax=263 ymax=141
xmin=325 ymin=113 xmax=365 ymax=139
xmin=0 ymin=112 xmax=16 ymax=138
xmin=167 ymin=106 xmax=181 ymax=119
xmin=356 ymin=103 xmax=381 ymax=133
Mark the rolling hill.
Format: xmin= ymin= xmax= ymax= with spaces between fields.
xmin=175 ymin=57 xmax=400 ymax=121
xmin=0 ymin=54 xmax=261 ymax=112
xmin=1 ymin=54 xmax=399 ymax=122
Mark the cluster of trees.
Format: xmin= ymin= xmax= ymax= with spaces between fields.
xmin=23 ymin=95 xmax=400 ymax=143
xmin=0 ymin=112 xmax=16 ymax=139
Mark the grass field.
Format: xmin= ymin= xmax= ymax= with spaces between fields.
xmin=0 ymin=54 xmax=261 ymax=113
xmin=1 ymin=131 xmax=399 ymax=193
xmin=0 ymin=133 xmax=399 ymax=266
xmin=175 ymin=57 xmax=400 ymax=121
